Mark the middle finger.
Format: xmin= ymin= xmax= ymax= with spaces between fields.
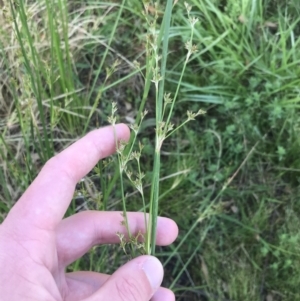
xmin=56 ymin=211 xmax=178 ymax=266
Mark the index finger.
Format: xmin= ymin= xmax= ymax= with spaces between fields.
xmin=7 ymin=124 xmax=130 ymax=230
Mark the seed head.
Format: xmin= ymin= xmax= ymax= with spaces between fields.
xmin=164 ymin=92 xmax=172 ymax=104
xmin=189 ymin=16 xmax=199 ymax=27
xmin=143 ymin=2 xmax=149 ymax=14
xmin=117 ymin=140 xmax=127 ymax=154
xmin=126 ymin=170 xmax=133 ymax=180
xmin=187 ymin=109 xmax=206 ymax=121
xmin=197 ymin=109 xmax=206 ymax=115
xmin=151 ymin=71 xmax=163 ymax=87
xmin=130 ymin=123 xmax=139 ymax=134
xmin=133 ymin=178 xmax=143 ymax=194
xmin=187 ymin=110 xmax=197 ymax=120
xmin=167 ymin=123 xmax=174 ymax=133
xmin=133 ymin=60 xmax=140 ymax=70
xmin=185 ymin=40 xmax=198 ymax=54
xmin=107 ymin=115 xmax=116 ymax=125
xmin=139 ymin=141 xmax=144 ymax=152
xmin=141 ymin=110 xmax=148 ymax=119
xmin=184 ymin=2 xmax=192 ymax=14
xmin=131 ymin=151 xmax=141 ymax=161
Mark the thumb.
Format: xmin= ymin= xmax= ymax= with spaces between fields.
xmin=85 ymin=256 xmax=163 ymax=301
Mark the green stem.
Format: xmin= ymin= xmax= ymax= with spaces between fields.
xmin=136 ymin=159 xmax=148 ymax=249
xmin=84 ymin=0 xmax=126 ymax=134
xmin=111 ymin=122 xmax=131 ymax=239
xmin=118 ymin=163 xmax=131 ymax=238
xmin=165 ymin=24 xmax=195 ymax=126
xmin=165 ymin=119 xmax=190 ymax=139
xmin=146 ymin=0 xmax=173 ymax=256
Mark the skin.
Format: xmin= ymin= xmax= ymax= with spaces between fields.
xmin=0 ymin=124 xmax=178 ymax=301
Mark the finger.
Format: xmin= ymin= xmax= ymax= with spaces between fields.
xmin=65 ymin=272 xmax=173 ymax=301
xmin=83 ymin=256 xmax=163 ymax=301
xmin=7 ymin=124 xmax=130 ymax=230
xmin=151 ymin=287 xmax=175 ymax=301
xmin=56 ymin=211 xmax=178 ymax=266
xmin=65 ymin=271 xmax=109 ymax=301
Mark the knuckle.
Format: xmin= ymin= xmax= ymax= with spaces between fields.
xmin=116 ymin=275 xmax=144 ymax=301
xmin=42 ymin=155 xmax=74 ymax=182
xmin=42 ymin=155 xmax=60 ymax=173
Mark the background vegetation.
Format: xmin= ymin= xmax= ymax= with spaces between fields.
xmin=1 ymin=0 xmax=300 ymax=300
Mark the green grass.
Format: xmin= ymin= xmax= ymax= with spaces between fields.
xmin=1 ymin=0 xmax=300 ymax=300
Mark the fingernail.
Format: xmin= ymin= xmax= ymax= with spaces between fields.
xmin=142 ymin=257 xmax=163 ymax=290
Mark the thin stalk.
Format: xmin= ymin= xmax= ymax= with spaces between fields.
xmin=44 ymin=0 xmax=55 ymax=130
xmin=83 ymin=83 xmax=105 ymax=134
xmin=169 ymin=243 xmax=201 ymax=290
xmin=9 ymin=0 xmax=53 ymax=159
xmin=165 ymin=119 xmax=190 ymax=139
xmin=136 ymin=158 xmax=148 ymax=242
xmin=165 ymin=21 xmax=196 ymax=126
xmin=118 ymin=166 xmax=131 ymax=237
xmin=84 ymin=0 xmax=126 ymax=134
xmin=98 ymin=161 xmax=107 ymax=210
xmin=125 ymin=4 xmax=168 ymax=151
xmin=103 ymin=168 xmax=119 ymax=204
xmin=114 ymin=132 xmax=131 ymax=239
xmin=148 ymin=0 xmax=173 ymax=256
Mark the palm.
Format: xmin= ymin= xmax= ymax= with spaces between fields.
xmin=0 ymin=125 xmax=178 ymax=301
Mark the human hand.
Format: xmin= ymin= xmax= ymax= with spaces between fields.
xmin=0 ymin=124 xmax=178 ymax=301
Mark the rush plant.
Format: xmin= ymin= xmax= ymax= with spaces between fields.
xmin=108 ymin=0 xmax=205 ymax=257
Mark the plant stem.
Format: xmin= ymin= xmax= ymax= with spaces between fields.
xmin=166 ymin=21 xmax=196 ymax=126
xmin=147 ymin=0 xmax=173 ymax=256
